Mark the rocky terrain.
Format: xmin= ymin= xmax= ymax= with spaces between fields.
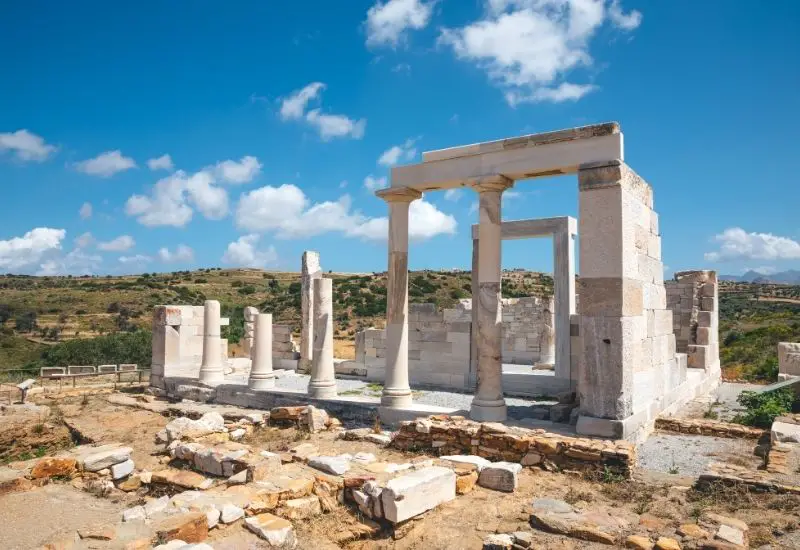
xmin=0 ymin=385 xmax=798 ymax=549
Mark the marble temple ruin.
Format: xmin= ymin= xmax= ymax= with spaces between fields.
xmin=148 ymin=122 xmax=723 ymax=443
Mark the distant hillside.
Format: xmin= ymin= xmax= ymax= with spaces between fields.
xmin=0 ymin=268 xmax=553 ymax=368
xmin=2 ymin=269 xmax=799 ymax=384
xmin=721 ymin=270 xmax=800 ymax=284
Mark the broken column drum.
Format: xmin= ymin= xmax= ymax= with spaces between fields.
xmin=308 ymin=277 xmax=337 ymax=398
xmin=198 ymin=300 xmax=224 ymax=385
xmin=249 ymin=313 xmax=275 ymax=390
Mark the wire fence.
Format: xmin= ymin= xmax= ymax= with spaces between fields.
xmin=0 ymin=366 xmax=150 ymax=387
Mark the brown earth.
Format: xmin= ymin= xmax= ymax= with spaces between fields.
xmin=0 ymin=394 xmax=799 ymax=549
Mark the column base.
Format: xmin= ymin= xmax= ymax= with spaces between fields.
xmin=198 ymin=367 xmax=225 ymax=386
xmin=249 ymin=376 xmax=276 ymax=391
xmin=469 ymin=398 xmax=507 ymax=422
xmin=308 ymin=381 xmax=338 ymax=399
xmin=381 ymin=387 xmax=413 ymax=408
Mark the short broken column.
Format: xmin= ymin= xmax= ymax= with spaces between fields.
xmin=198 ymin=300 xmax=224 ymax=385
xmin=534 ymin=297 xmax=556 ymax=369
xmin=249 ymin=313 xmax=275 ymax=390
xmin=299 ymin=251 xmax=322 ymax=374
xmin=308 ymin=277 xmax=337 ymax=398
xmin=375 ymin=186 xmax=422 ymax=408
xmin=243 ymin=306 xmax=259 ymax=359
xmin=470 ymin=175 xmax=514 ymax=422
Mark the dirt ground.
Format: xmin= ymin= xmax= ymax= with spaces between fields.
xmin=1 ymin=393 xmax=799 ymax=549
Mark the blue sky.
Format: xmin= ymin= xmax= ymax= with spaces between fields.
xmin=1 ymin=0 xmax=799 ymax=278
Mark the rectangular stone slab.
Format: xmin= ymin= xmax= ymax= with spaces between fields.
xmin=393 ymin=129 xmax=622 ymax=190
xmin=381 ymin=466 xmax=456 ymax=524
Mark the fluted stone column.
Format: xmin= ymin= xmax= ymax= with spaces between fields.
xmin=469 ymin=176 xmax=514 ymax=422
xmin=198 ymin=300 xmax=224 ymax=385
xmin=299 ymin=251 xmax=322 ymax=374
xmin=249 ymin=313 xmax=275 ymax=390
xmin=308 ymin=277 xmax=337 ymax=398
xmin=376 ymin=186 xmax=422 ymax=408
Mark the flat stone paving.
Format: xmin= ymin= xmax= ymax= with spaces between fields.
xmin=259 ymin=371 xmax=555 ymax=417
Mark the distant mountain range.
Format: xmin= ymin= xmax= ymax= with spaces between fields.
xmin=720 ymin=270 xmax=800 ymax=284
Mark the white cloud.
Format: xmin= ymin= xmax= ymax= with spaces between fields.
xmin=305 ymin=109 xmax=366 ymax=141
xmin=126 ymin=172 xmax=194 ymax=227
xmin=704 ymin=228 xmax=800 ymax=262
xmin=439 ymin=0 xmax=642 ymax=105
xmin=75 ymin=150 xmax=136 ymax=177
xmin=213 ymin=155 xmax=262 ymax=184
xmin=444 ymin=189 xmax=462 ymax=201
xmin=37 ymin=248 xmax=103 ymax=276
xmin=747 ymin=266 xmax=778 ymax=276
xmin=158 ymin=245 xmax=195 ymax=263
xmin=378 ymin=138 xmax=417 ymax=166
xmin=280 ymin=83 xmax=367 ymax=141
xmin=97 ymin=235 xmax=135 ymax=252
xmin=364 ymin=175 xmax=388 ymax=192
xmin=407 ymin=199 xmax=458 ymax=240
xmin=74 ymin=232 xmax=95 ymax=249
xmin=125 ymin=168 xmax=231 ymax=227
xmin=280 ymin=82 xmax=325 ymax=120
xmin=0 ymin=129 xmax=58 ymax=162
xmin=365 ymin=0 xmax=434 ymax=47
xmin=147 ymin=154 xmax=174 ymax=171
xmin=118 ymin=254 xmax=152 ymax=265
xmin=608 ymin=0 xmax=642 ymax=30
xmin=185 ymin=171 xmax=229 ymax=220
xmin=0 ymin=227 xmax=65 ymax=271
xmin=79 ymin=202 xmax=93 ymax=220
xmin=222 ymin=234 xmax=278 ymax=268
xmin=235 ymin=184 xmax=456 ymax=242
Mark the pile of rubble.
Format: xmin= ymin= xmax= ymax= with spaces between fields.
xmin=392 ymin=415 xmax=636 ymax=477
xmin=485 ymin=499 xmax=752 ymax=549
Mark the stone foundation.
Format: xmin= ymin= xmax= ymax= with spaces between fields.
xmin=391 ymin=416 xmax=636 ymax=478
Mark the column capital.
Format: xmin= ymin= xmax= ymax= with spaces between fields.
xmin=467 ymin=175 xmax=514 ymax=193
xmin=376 ymin=186 xmax=423 ymax=203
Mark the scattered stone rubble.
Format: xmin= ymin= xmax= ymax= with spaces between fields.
xmin=482 ymin=498 xmax=753 ymax=549
xmin=392 ymin=415 xmax=636 ymax=477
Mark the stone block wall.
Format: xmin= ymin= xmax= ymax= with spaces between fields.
xmin=779 ymin=342 xmax=800 ymax=380
xmin=573 ymin=162 xmax=719 ymax=441
xmin=665 ymin=270 xmax=720 ymax=371
xmin=360 ymin=299 xmax=555 ymax=389
xmin=501 ymin=297 xmax=553 ymax=364
xmin=361 ymin=303 xmax=471 ymax=388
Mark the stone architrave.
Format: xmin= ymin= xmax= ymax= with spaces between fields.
xmin=249 ymin=313 xmax=275 ymax=390
xmin=376 ymin=186 xmax=422 ymax=408
xmin=308 ymin=278 xmax=337 ymax=398
xmin=243 ymin=306 xmax=259 ymax=359
xmin=534 ymin=297 xmax=556 ymax=369
xmin=299 ymin=251 xmax=322 ymax=374
xmin=198 ymin=300 xmax=224 ymax=385
xmin=470 ymin=175 xmax=514 ymax=422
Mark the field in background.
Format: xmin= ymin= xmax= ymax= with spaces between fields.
xmin=1 ymin=270 xmax=797 ymax=382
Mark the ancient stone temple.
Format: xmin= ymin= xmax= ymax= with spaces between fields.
xmin=149 ymin=122 xmax=722 ymax=444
